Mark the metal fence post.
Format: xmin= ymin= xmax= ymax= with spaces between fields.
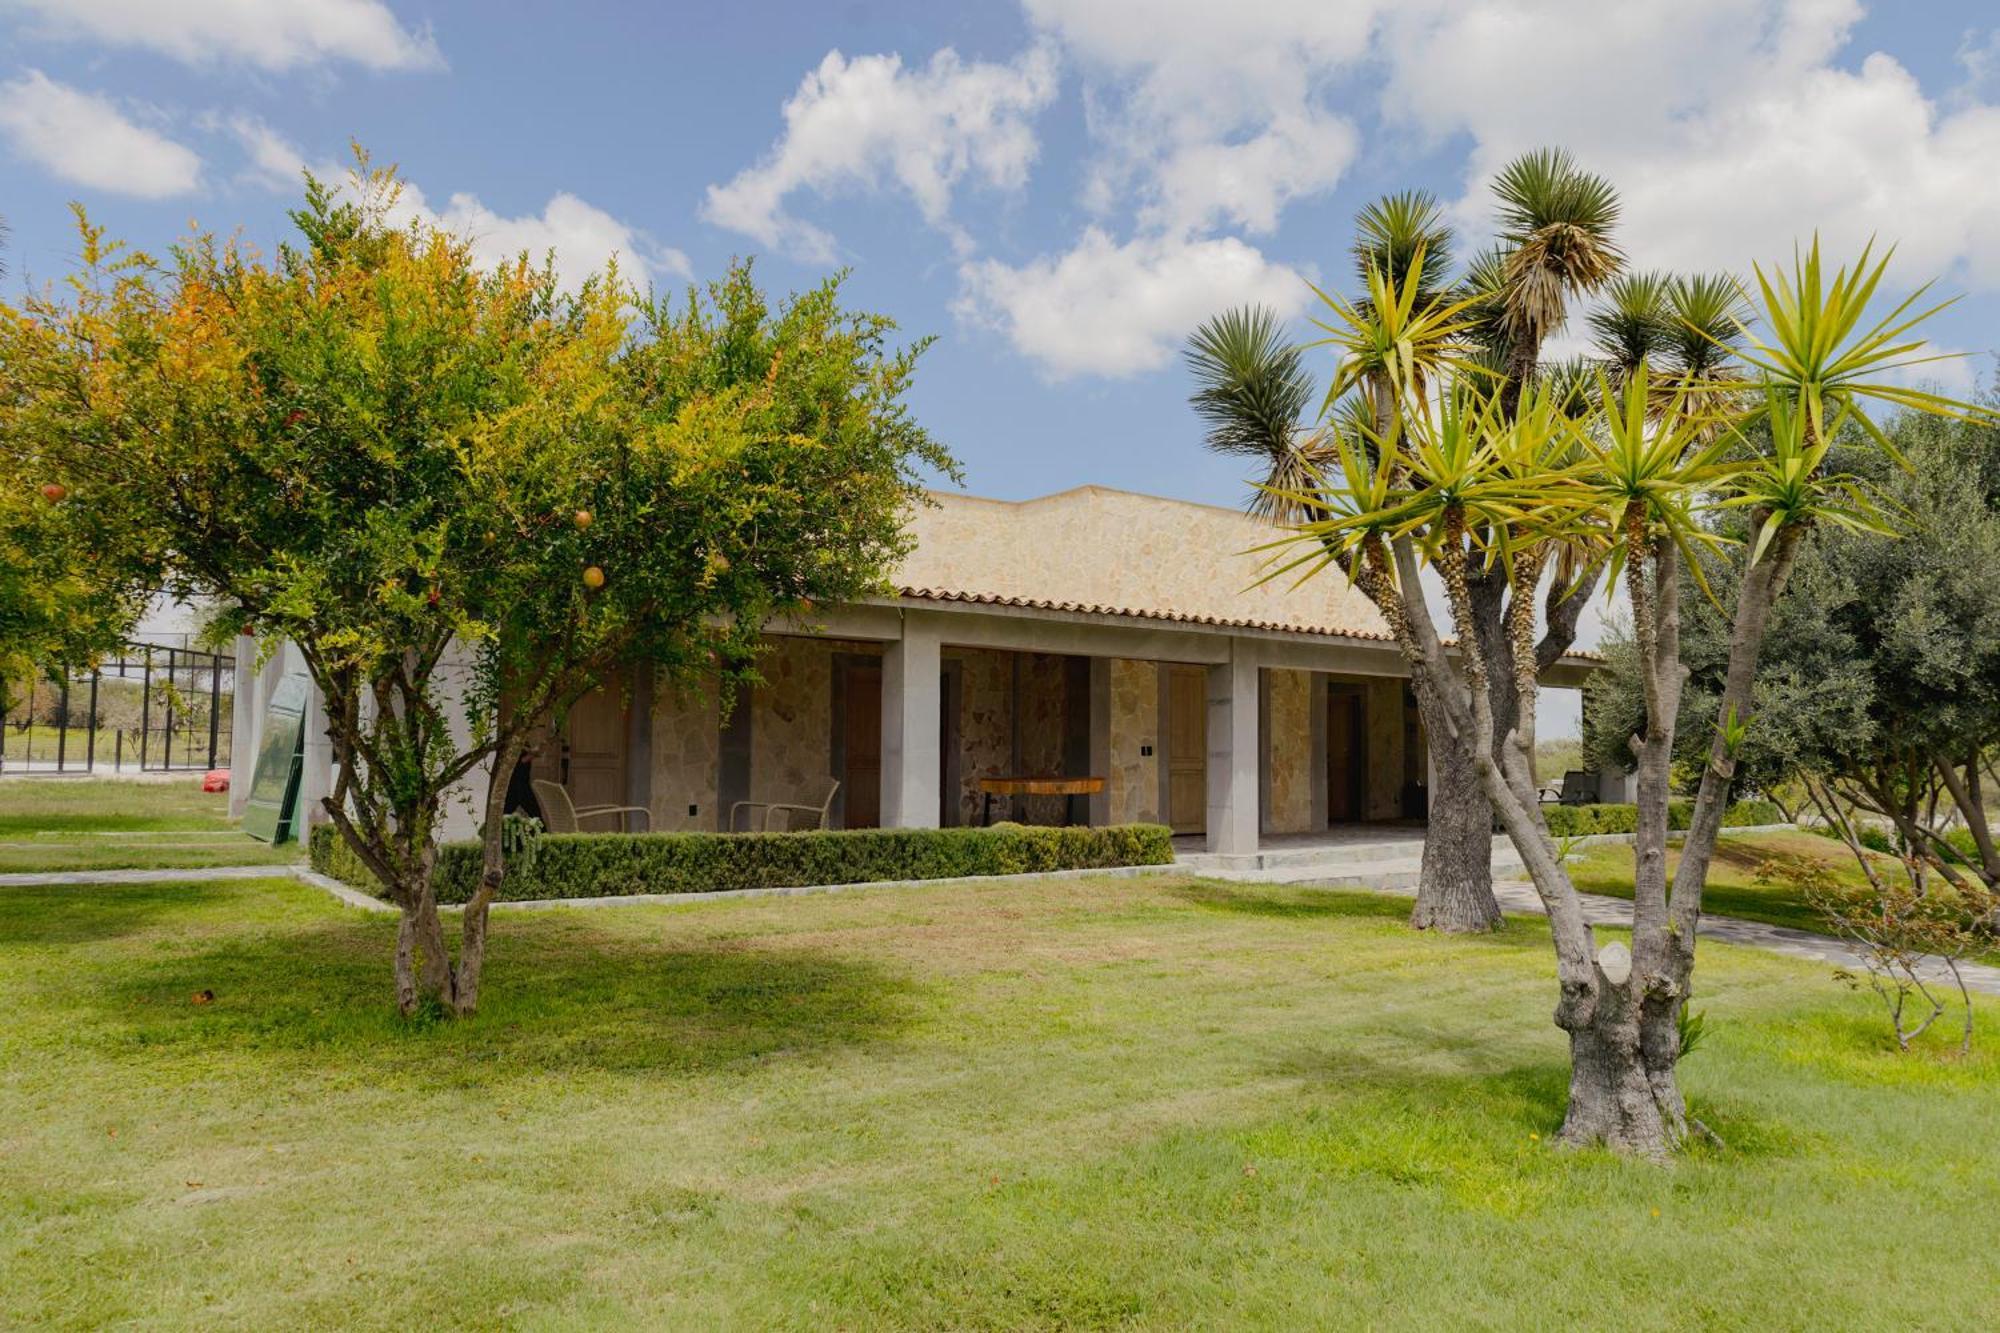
xmin=139 ymin=649 xmax=151 ymax=770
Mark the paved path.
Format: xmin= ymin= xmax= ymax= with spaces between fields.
xmin=0 ymin=864 xmax=299 ymax=887
xmin=5 ymin=861 xmax=1996 ymax=998
xmin=1477 ymin=877 xmax=2000 ymax=996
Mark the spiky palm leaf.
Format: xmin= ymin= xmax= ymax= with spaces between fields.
xmin=1718 ymin=385 xmax=1898 ymax=568
xmin=1732 ymin=237 xmax=1988 ymax=458
xmin=1662 ymin=273 xmax=1751 ymax=382
xmin=1582 ymin=366 xmax=1741 ymax=602
xmin=1492 ymin=148 xmax=1624 ymax=351
xmin=1353 ymin=191 xmax=1455 ymax=297
xmin=1586 ymin=271 xmax=1671 ymax=376
xmin=1452 ymin=244 xmax=1512 ymax=355
xmin=1185 ymin=305 xmax=1322 ymax=521
xmin=1308 ymin=246 xmax=1489 ymax=418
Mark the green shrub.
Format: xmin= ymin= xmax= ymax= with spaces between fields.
xmin=310 ymin=821 xmax=1176 ymax=903
xmin=1541 ymin=799 xmax=1785 ymax=838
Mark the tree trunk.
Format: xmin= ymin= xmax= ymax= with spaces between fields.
xmin=1413 ymin=736 xmax=1502 ymax=931
xmin=1411 ymin=570 xmax=1511 ymax=932
xmin=1559 ymin=995 xmax=1685 ymax=1157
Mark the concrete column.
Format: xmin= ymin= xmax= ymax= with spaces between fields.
xmin=1087 ymin=657 xmax=1112 ymax=827
xmin=228 ymin=635 xmax=260 ymax=818
xmin=429 ymin=640 xmax=490 ymax=841
xmin=881 ymin=613 xmax=942 ymax=828
xmin=1206 ymin=638 xmax=1260 ymax=855
xmin=288 ymin=640 xmax=337 ymax=835
xmin=1308 ymin=672 xmax=1329 ymax=833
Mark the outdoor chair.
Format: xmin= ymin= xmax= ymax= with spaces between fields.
xmin=1556 ymin=770 xmax=1600 ymax=807
xmin=530 ymin=778 xmax=652 ymax=833
xmin=729 ymin=779 xmax=840 ymax=833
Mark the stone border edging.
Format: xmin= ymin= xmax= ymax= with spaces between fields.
xmin=1560 ymin=822 xmax=1797 ymax=849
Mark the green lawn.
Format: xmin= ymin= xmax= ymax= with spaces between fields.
xmin=3 ymin=870 xmax=1996 ymax=1328
xmin=1570 ymin=829 xmax=1905 ymax=935
xmin=0 ymin=779 xmax=299 ymax=872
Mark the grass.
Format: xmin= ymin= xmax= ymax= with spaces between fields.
xmin=3 ymin=868 xmax=1997 ymax=1328
xmin=0 ymin=779 xmax=298 ymax=872
xmin=1570 ymin=829 xmax=2000 ymax=967
xmin=1570 ymin=829 xmax=1933 ymax=935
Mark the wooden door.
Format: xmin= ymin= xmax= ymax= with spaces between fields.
xmin=1327 ymin=684 xmax=1365 ymax=823
xmin=1166 ymin=665 xmax=1206 ymax=834
xmin=842 ymin=662 xmax=882 ymax=828
xmin=565 ymin=676 xmax=628 ymax=829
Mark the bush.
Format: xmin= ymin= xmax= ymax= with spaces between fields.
xmin=310 ymin=821 xmax=1176 ymax=903
xmin=1541 ymin=799 xmax=1785 ymax=838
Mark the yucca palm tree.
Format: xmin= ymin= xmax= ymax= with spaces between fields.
xmin=1491 ymin=148 xmax=1624 ymax=402
xmin=1661 ymin=273 xmax=1752 ymax=383
xmin=1352 ymin=190 xmax=1455 ymax=299
xmin=1184 ymin=306 xmax=1320 ymax=521
xmin=1273 ymin=251 xmax=1980 ymax=1155
xmin=1586 ymin=271 xmax=1672 ymax=379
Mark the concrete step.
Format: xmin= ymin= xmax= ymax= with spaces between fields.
xmin=1176 ymin=833 xmax=1522 ymax=879
xmin=1192 ymin=858 xmax=1429 ymax=890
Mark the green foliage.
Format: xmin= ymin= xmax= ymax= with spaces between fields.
xmin=312 ymin=822 xmax=1176 ymax=903
xmin=1184 ymin=307 xmax=1319 ymax=520
xmin=0 ymin=155 xmax=954 ymax=1011
xmin=1541 ymin=800 xmax=1782 ymax=837
xmin=1676 ymin=1003 xmax=1709 ymax=1060
xmin=1586 ymin=391 xmax=2000 ymax=810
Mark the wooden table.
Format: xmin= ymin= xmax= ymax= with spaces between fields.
xmin=977 ymin=775 xmax=1106 ymax=826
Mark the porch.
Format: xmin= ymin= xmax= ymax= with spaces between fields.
xmin=512 ymin=599 xmax=1475 ymax=857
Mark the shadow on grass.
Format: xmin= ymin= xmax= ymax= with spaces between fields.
xmin=0 ymin=881 xmax=215 ymax=945
xmin=1271 ymin=1042 xmax=1823 ymax=1166
xmin=1168 ymin=881 xmax=1419 ymax=924
xmin=59 ymin=906 xmax=920 ymax=1083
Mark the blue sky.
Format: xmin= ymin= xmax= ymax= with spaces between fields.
xmin=5 ymin=1 xmax=1999 ymax=730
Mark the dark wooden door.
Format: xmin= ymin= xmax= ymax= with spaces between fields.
xmin=843 ymin=662 xmax=882 ymax=828
xmin=1166 ymin=665 xmax=1206 ymax=834
xmin=1327 ymin=684 xmax=1365 ymax=823
xmin=565 ymin=674 xmax=628 ymax=829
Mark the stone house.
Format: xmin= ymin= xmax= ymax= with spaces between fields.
xmin=234 ymin=485 xmax=1598 ymax=855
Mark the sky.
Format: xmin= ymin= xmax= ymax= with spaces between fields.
xmin=5 ymin=0 xmax=2000 ymax=735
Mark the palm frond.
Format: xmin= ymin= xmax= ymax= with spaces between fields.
xmin=1491 ymin=148 xmax=1625 ymax=347
xmin=1353 ymin=190 xmax=1455 ymax=296
xmin=1586 ymin=271 xmax=1670 ymax=374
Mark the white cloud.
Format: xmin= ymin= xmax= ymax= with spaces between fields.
xmin=0 ymin=69 xmax=200 ymax=197
xmin=956 ymin=229 xmax=1310 ymax=379
xmin=222 ymin=120 xmax=688 ymax=293
xmin=6 ymin=0 xmax=441 ymax=72
xmin=704 ymin=45 xmax=1058 ymax=261
xmin=1383 ymin=0 xmax=2000 ymax=292
xmin=1025 ymin=0 xmax=1380 ymax=234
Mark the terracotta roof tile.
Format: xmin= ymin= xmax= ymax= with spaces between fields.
xmin=895 ymin=585 xmax=1398 ymax=642
xmin=892 ymin=585 xmax=1606 ymax=664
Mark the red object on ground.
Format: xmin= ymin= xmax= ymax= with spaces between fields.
xmin=202 ymin=770 xmax=230 ymax=792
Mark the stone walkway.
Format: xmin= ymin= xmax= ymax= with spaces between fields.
xmin=4 ymin=860 xmax=1996 ymax=998
xmin=0 ymin=864 xmax=299 ymax=887
xmin=1476 ymin=878 xmax=2000 ymax=997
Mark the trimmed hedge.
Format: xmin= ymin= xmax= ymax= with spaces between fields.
xmin=1541 ymin=799 xmax=1785 ymax=838
xmin=310 ymin=821 xmax=1177 ymax=904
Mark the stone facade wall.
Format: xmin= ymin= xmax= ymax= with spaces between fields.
xmin=1107 ymin=658 xmax=1160 ymax=824
xmin=1265 ymin=667 xmax=1318 ymax=834
xmin=950 ymin=647 xmax=1014 ymax=826
xmin=1365 ymin=679 xmax=1406 ymax=820
xmin=650 ymin=677 xmax=718 ymax=831
xmin=748 ymin=636 xmax=845 ymax=812
xmin=942 ymin=647 xmax=1077 ymax=824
